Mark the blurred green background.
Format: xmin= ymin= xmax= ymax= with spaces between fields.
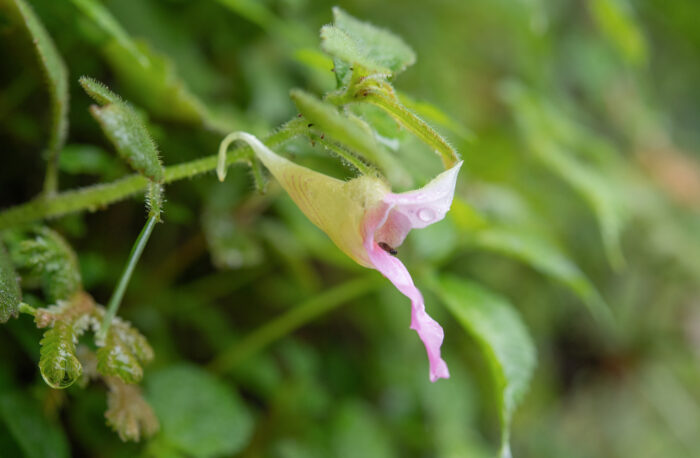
xmin=1 ymin=0 xmax=700 ymax=457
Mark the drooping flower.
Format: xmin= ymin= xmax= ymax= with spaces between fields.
xmin=218 ymin=132 xmax=462 ymax=382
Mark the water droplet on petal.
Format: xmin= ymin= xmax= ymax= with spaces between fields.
xmin=417 ymin=208 xmax=435 ymax=222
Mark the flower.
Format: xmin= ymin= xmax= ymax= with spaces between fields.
xmin=218 ymin=132 xmax=462 ymax=382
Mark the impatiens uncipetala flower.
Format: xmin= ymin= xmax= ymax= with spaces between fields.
xmin=218 ymin=132 xmax=462 ymax=382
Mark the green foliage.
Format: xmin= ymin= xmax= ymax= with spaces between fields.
xmin=78 ymin=75 xmax=122 ymax=106
xmin=0 ymin=392 xmax=70 ymax=458
xmin=10 ymin=226 xmax=82 ymax=303
xmin=0 ymin=241 xmax=21 ymax=322
xmin=589 ymin=0 xmax=647 ymax=66
xmin=290 ymin=89 xmax=409 ymax=184
xmin=8 ymin=0 xmax=69 ymax=194
xmin=84 ymin=79 xmax=165 ymax=183
xmin=471 ymin=227 xmax=612 ymax=323
xmin=331 ymin=401 xmax=396 ymax=458
xmin=431 ymin=275 xmax=536 ymax=457
xmin=39 ymin=320 xmax=83 ymax=389
xmin=146 ymin=364 xmax=254 ymax=458
xmin=321 ymin=7 xmax=415 ymax=80
xmin=97 ymin=317 xmax=154 ymax=384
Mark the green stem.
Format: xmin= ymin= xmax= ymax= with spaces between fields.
xmin=0 ymin=119 xmax=304 ymax=230
xmin=316 ymin=136 xmax=375 ymax=176
xmin=364 ymin=88 xmax=460 ymax=168
xmin=98 ymin=215 xmax=157 ymax=340
xmin=208 ymin=274 xmax=383 ymax=373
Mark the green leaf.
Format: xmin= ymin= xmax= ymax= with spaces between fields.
xmin=11 ymin=0 xmax=69 ymax=194
xmin=320 ymin=7 xmax=415 ymax=79
xmin=290 ymin=89 xmax=411 ymax=185
xmin=146 ymin=364 xmax=254 ymax=458
xmin=0 ymin=241 xmax=21 ymax=323
xmin=331 ymin=401 xmax=396 ymax=458
xmin=430 ymin=275 xmax=536 ymax=457
xmin=0 ymin=391 xmax=70 ymax=458
xmin=87 ymin=94 xmax=165 ymax=183
xmin=97 ymin=317 xmax=154 ymax=384
xmin=502 ymin=83 xmax=626 ymax=270
xmin=589 ymin=0 xmax=647 ymax=66
xmin=11 ymin=226 xmax=82 ymax=303
xmin=70 ymin=0 xmax=149 ymax=67
xmin=39 ymin=320 xmax=83 ymax=389
xmin=78 ymin=75 xmax=122 ymax=106
xmin=472 ymin=227 xmax=612 ymax=324
xmin=102 ymin=39 xmax=209 ymax=126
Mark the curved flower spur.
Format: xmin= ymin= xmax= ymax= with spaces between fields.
xmin=218 ymin=132 xmax=462 ymax=382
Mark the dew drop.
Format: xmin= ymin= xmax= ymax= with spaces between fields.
xmin=417 ymin=208 xmax=435 ymax=222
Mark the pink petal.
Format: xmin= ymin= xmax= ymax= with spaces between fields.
xmin=365 ymin=235 xmax=450 ymax=382
xmin=375 ymin=162 xmax=463 ymax=248
xmin=364 ymin=203 xmax=450 ymax=382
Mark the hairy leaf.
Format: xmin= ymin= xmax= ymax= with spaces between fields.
xmin=10 ymin=0 xmax=69 ymax=194
xmin=321 ymin=7 xmax=415 ymax=80
xmin=146 ymin=364 xmax=254 ymax=458
xmin=0 ymin=392 xmax=70 ymax=458
xmin=0 ymin=241 xmax=21 ymax=323
xmin=78 ymin=76 xmax=122 ymax=106
xmin=96 ymin=317 xmax=154 ymax=384
xmin=89 ymin=99 xmax=164 ymax=183
xmin=430 ymin=275 xmax=536 ymax=457
xmin=39 ymin=320 xmax=83 ymax=389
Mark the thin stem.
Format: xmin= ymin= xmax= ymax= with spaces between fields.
xmin=0 ymin=119 xmax=305 ymax=230
xmin=97 ymin=215 xmax=157 ymax=340
xmin=363 ymin=87 xmax=460 ymax=168
xmin=316 ymin=136 xmax=375 ymax=176
xmin=208 ymin=274 xmax=384 ymax=373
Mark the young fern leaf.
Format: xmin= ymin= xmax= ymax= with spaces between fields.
xmin=13 ymin=226 xmax=82 ymax=303
xmin=96 ymin=316 xmax=154 ymax=384
xmin=39 ymin=320 xmax=84 ymax=389
xmin=105 ymin=376 xmax=159 ymax=442
xmin=10 ymin=0 xmax=69 ymax=195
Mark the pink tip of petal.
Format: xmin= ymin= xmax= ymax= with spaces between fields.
xmin=364 ymin=236 xmax=450 ymax=382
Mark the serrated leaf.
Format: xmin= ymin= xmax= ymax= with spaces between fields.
xmin=12 ymin=227 xmax=82 ymax=303
xmin=104 ymin=377 xmax=159 ymax=442
xmin=290 ymin=89 xmax=411 ymax=185
xmin=88 ymin=99 xmax=165 ymax=183
xmin=321 ymin=7 xmax=415 ymax=80
xmin=10 ymin=0 xmax=69 ymax=194
xmin=430 ymin=275 xmax=536 ymax=457
xmin=96 ymin=317 xmax=153 ymax=384
xmin=0 ymin=241 xmax=21 ymax=323
xmin=146 ymin=364 xmax=254 ymax=458
xmin=39 ymin=320 xmax=83 ymax=389
xmin=0 ymin=392 xmax=70 ymax=458
xmin=472 ymin=227 xmax=612 ymax=324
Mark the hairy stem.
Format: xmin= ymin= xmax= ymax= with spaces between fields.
xmin=363 ymin=87 xmax=460 ymax=168
xmin=98 ymin=215 xmax=157 ymax=340
xmin=0 ymin=119 xmax=305 ymax=230
xmin=208 ymin=274 xmax=384 ymax=373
